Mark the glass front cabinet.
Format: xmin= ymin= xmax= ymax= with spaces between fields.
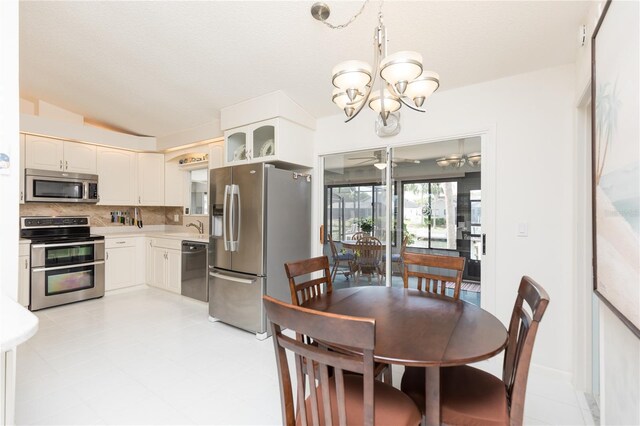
xmin=223 ymin=118 xmax=313 ymax=168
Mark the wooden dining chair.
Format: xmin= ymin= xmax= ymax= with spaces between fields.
xmin=351 ymin=231 xmax=368 ymax=241
xmin=327 ymin=234 xmax=354 ymax=282
xmin=263 ymin=295 xmax=421 ymax=426
xmin=284 ymin=256 xmax=393 ymax=384
xmin=354 ymin=236 xmax=384 ymax=285
xmin=284 ymin=256 xmax=333 ymax=306
xmin=400 ymin=276 xmax=550 ymax=426
xmin=402 ymin=252 xmax=465 ymax=299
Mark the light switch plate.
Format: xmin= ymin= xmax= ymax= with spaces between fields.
xmin=174 ymin=214 xmax=179 ymax=222
xmin=517 ymin=222 xmax=528 ymax=237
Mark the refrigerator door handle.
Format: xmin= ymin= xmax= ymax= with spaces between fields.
xmin=234 ymin=184 xmax=241 ymax=252
xmin=229 ymin=184 xmax=240 ymax=252
xmin=210 ymin=271 xmax=256 ymax=285
xmin=223 ymin=184 xmax=230 ymax=251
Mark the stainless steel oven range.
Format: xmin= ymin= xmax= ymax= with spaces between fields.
xmin=20 ymin=216 xmax=105 ymax=311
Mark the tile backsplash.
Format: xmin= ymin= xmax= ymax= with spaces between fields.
xmin=20 ymin=203 xmax=183 ymax=227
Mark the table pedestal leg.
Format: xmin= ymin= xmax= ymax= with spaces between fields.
xmin=424 ymin=366 xmax=441 ymax=426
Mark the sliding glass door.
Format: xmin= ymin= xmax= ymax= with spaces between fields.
xmin=322 ymin=137 xmax=483 ymax=304
xmin=323 ymin=149 xmax=390 ymax=287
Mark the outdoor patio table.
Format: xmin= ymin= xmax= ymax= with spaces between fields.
xmin=302 ymin=286 xmax=507 ymax=426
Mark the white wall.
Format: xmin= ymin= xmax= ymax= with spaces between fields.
xmin=314 ymin=63 xmax=576 ymax=377
xmin=599 ymin=304 xmax=640 ymax=424
xmin=156 ymin=120 xmax=222 ymax=150
xmin=0 ymin=0 xmax=19 ymax=299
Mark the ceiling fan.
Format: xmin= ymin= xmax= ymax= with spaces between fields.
xmin=350 ymin=151 xmax=421 ymax=170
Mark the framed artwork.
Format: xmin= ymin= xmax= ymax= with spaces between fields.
xmin=592 ymin=0 xmax=640 ymax=337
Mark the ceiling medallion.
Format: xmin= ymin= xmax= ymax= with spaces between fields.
xmin=312 ymin=1 xmax=439 ymax=136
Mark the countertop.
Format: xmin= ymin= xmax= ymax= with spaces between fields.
xmin=1 ymin=295 xmax=39 ymax=352
xmin=95 ymin=230 xmax=209 ymax=243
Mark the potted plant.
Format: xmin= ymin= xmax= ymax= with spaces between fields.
xmin=357 ymin=217 xmax=374 ymax=234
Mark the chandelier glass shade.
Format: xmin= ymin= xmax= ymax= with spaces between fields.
xmin=405 ymin=71 xmax=440 ymax=107
xmin=319 ymin=3 xmax=440 ymax=130
xmin=379 ymin=51 xmax=423 ymax=94
xmin=467 ymin=152 xmax=482 ymax=166
xmin=368 ymin=89 xmax=401 ymax=116
xmin=331 ymin=60 xmax=372 ymax=93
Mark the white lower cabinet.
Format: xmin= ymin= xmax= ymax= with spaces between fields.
xmin=148 ymin=238 xmax=181 ymax=294
xmin=105 ymin=237 xmax=145 ymax=291
xmin=18 ymin=242 xmax=30 ymax=307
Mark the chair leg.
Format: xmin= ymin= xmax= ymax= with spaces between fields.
xmin=331 ymin=262 xmax=338 ymax=282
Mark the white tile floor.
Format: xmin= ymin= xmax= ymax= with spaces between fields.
xmin=15 ymin=287 xmax=595 ymax=425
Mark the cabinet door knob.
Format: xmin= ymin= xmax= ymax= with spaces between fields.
xmin=20 ymin=191 xmax=23 ymax=201
xmin=24 ymin=259 xmax=28 ymax=269
xmin=60 ymin=160 xmax=63 ymax=170
xmin=65 ymin=160 xmax=68 ymax=170
xmin=106 ymin=252 xmax=109 ymax=260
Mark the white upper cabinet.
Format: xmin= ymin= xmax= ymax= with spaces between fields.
xmin=25 ymin=135 xmax=64 ymax=171
xmin=63 ymin=141 xmax=97 ymax=174
xmin=137 ymin=153 xmax=165 ymax=206
xmin=164 ymin=156 xmax=186 ymax=207
xmin=19 ymin=134 xmax=25 ymax=204
xmin=209 ymin=141 xmax=224 ymax=169
xmin=223 ymin=118 xmax=312 ymax=167
xmin=97 ymin=147 xmax=137 ymax=205
xmin=25 ymin=135 xmax=96 ymax=174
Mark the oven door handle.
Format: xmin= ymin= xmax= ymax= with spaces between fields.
xmin=31 ymin=240 xmax=105 ymax=249
xmin=32 ymin=260 xmax=105 ymax=273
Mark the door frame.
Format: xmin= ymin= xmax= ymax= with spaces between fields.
xmin=313 ymin=126 xmax=497 ymax=314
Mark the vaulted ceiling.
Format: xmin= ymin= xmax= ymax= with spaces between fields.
xmin=20 ymin=1 xmax=590 ymax=137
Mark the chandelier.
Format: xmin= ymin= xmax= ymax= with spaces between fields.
xmin=436 ymin=152 xmax=481 ymax=168
xmin=435 ymin=139 xmax=480 ymax=168
xmin=312 ymin=1 xmax=439 ymax=131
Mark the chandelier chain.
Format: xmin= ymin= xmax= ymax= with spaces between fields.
xmin=320 ymin=0 xmax=371 ymax=30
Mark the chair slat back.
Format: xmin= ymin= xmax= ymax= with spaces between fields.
xmin=502 ymin=276 xmax=549 ymax=426
xmin=351 ymin=232 xmax=367 ymax=241
xmin=402 ymin=252 xmax=465 ymax=299
xmin=263 ymin=295 xmax=376 ymax=426
xmin=355 ymin=236 xmax=383 ymax=268
xmin=284 ymin=256 xmax=333 ymax=306
xmin=327 ymin=234 xmax=339 ymax=260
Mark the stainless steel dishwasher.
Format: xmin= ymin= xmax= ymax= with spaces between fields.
xmin=181 ymin=241 xmax=208 ymax=302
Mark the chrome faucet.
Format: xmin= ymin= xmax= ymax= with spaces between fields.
xmin=186 ymin=219 xmax=204 ymax=235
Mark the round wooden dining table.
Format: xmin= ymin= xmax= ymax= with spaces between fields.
xmin=302 ymin=286 xmax=508 ymax=426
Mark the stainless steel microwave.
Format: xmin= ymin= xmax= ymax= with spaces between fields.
xmin=25 ymin=169 xmax=99 ymax=203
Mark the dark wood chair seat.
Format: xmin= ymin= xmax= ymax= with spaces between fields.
xmin=298 ymin=374 xmax=421 ymax=426
xmin=401 ymin=366 xmax=509 ymax=426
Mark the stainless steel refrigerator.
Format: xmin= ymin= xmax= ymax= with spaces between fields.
xmin=208 ymin=163 xmax=311 ymax=338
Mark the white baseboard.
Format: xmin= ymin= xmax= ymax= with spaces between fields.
xmin=103 ymin=284 xmax=146 ymax=296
